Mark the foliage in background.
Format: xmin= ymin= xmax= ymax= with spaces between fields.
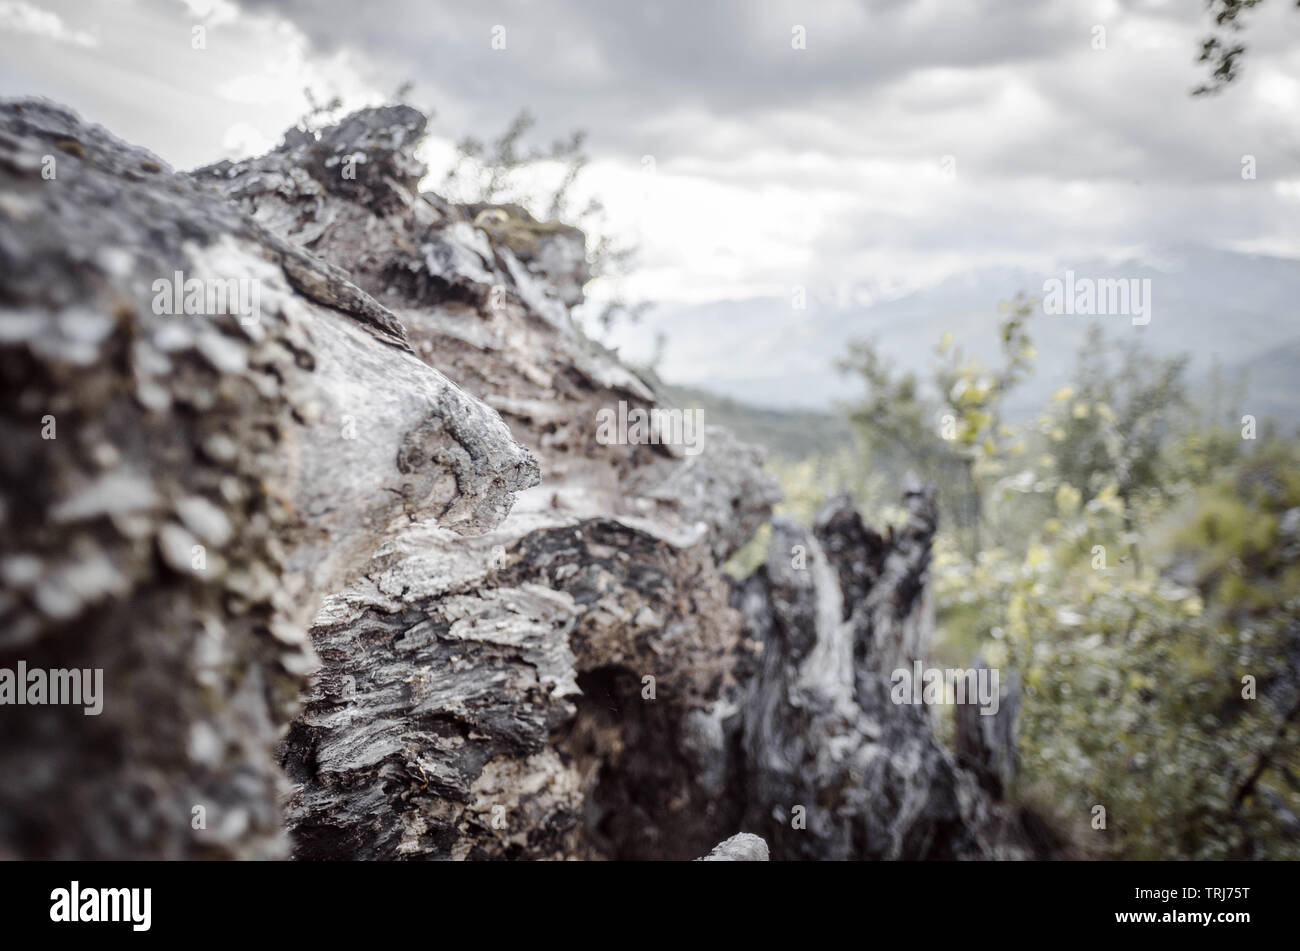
xmin=1194 ymin=0 xmax=1300 ymax=95
xmin=836 ymin=295 xmax=1036 ymax=555
xmin=440 ymin=108 xmax=645 ymax=335
xmin=296 ymin=88 xmax=644 ymax=336
xmin=294 ymin=87 xmax=346 ymax=134
xmin=820 ymin=307 xmax=1300 ymax=859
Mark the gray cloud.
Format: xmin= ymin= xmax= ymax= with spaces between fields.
xmin=3 ymin=0 xmax=1298 ymax=406
xmin=242 ymin=0 xmax=1091 ymax=150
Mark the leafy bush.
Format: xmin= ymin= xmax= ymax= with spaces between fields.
xmin=826 ymin=309 xmax=1300 ymax=858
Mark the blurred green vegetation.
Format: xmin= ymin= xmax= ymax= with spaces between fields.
xmin=767 ymin=303 xmax=1300 ymax=859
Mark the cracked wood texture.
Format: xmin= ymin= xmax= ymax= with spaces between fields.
xmin=0 ymin=100 xmax=536 ymax=859
xmin=1 ymin=100 xmax=1041 ymax=861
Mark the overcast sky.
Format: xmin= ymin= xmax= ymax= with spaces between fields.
xmin=3 ymin=0 xmax=1298 ymax=337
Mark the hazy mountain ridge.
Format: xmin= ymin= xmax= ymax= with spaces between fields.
xmin=628 ymin=243 xmax=1300 ymax=430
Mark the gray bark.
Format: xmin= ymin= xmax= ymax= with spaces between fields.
xmin=196 ymin=104 xmax=783 ymax=860
xmin=955 ymin=658 xmax=1021 ymax=799
xmin=698 ymin=833 xmax=770 ymax=861
xmin=727 ymin=491 xmax=1015 ymax=859
xmin=0 ymin=99 xmax=1045 ymax=861
xmin=0 ymin=100 xmax=535 ymax=859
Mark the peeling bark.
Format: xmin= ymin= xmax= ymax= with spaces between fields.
xmin=698 ymin=833 xmax=769 ymax=861
xmin=0 ymin=100 xmax=535 ymax=859
xmin=727 ymin=492 xmax=1034 ymax=859
xmin=0 ymin=100 xmax=1039 ymax=862
xmin=197 ymin=105 xmax=784 ymax=860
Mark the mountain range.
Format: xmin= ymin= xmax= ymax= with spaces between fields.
xmin=614 ymin=243 xmax=1300 ymax=434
